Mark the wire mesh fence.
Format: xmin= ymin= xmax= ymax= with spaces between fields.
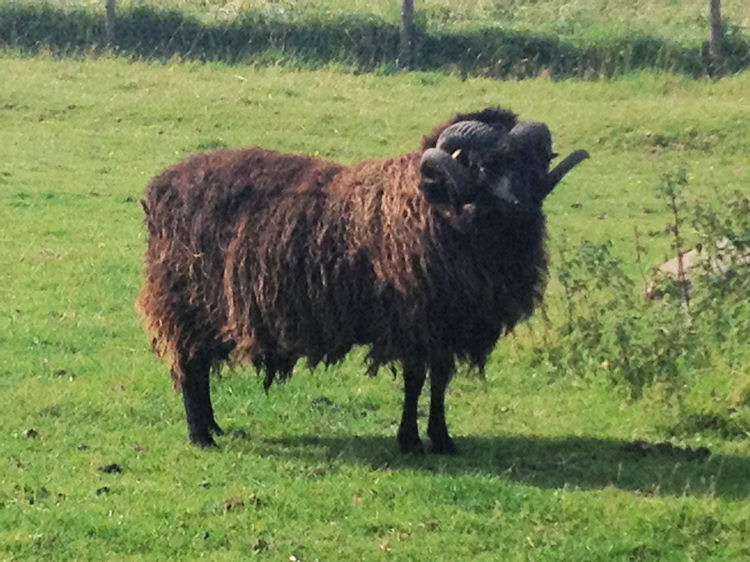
xmin=1 ymin=1 xmax=749 ymax=78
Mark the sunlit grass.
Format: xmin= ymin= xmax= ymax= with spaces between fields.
xmin=1 ymin=55 xmax=749 ymax=559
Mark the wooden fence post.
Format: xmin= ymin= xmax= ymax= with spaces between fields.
xmin=708 ymin=0 xmax=723 ymax=77
xmin=398 ymin=0 xmax=415 ymax=69
xmin=105 ymin=0 xmax=117 ymax=46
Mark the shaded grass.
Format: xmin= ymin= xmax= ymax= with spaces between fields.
xmin=257 ymin=434 xmax=749 ymax=499
xmin=2 ymin=3 xmax=749 ymax=78
xmin=1 ymin=55 xmax=750 ymax=559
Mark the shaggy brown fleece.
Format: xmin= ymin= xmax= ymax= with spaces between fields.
xmin=137 ymin=108 xmax=548 ymax=452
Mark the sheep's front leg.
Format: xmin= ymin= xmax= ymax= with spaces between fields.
xmin=177 ymin=353 xmax=222 ymax=447
xmin=397 ymin=363 xmax=426 ymax=454
xmin=427 ymin=361 xmax=456 ymax=454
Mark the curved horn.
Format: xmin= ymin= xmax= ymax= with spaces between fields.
xmin=543 ymin=150 xmax=589 ymax=197
xmin=420 ymin=147 xmax=472 ymax=207
xmin=509 ymin=121 xmax=555 ymax=161
xmin=436 ymin=120 xmax=501 ymax=153
xmin=510 ymin=120 xmax=589 ymax=200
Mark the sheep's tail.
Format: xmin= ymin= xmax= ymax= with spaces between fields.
xmin=135 ymin=285 xmax=176 ymax=372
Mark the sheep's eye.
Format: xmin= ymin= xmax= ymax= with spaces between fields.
xmin=451 ymin=149 xmax=469 ymax=167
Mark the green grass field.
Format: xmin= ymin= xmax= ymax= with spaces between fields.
xmin=2 ymin=18 xmax=750 ymax=560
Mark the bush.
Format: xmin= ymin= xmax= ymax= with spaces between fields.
xmin=530 ymin=166 xmax=750 ymax=437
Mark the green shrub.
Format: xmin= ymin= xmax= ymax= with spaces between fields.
xmin=531 ymin=166 xmax=750 ymax=437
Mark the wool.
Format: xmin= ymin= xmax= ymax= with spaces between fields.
xmin=137 ymin=108 xmax=554 ymax=452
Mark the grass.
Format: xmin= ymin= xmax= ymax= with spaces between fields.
xmin=1 ymin=54 xmax=750 ymax=559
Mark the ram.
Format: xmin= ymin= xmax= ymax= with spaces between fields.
xmin=137 ymin=108 xmax=588 ymax=453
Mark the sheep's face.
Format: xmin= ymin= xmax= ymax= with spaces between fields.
xmin=421 ymin=143 xmax=538 ymax=215
xmin=420 ymin=120 xmax=588 ymax=226
xmin=467 ymin=138 xmax=551 ymax=216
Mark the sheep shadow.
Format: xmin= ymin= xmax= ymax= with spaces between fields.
xmin=250 ymin=433 xmax=750 ymax=500
xmin=3 ymin=5 xmax=747 ymax=78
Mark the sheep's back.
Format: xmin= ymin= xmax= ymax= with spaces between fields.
xmin=138 ymin=147 xmax=343 ymax=366
xmin=140 ymin=144 xmax=549 ymax=378
xmin=223 ymin=150 xmax=548 ymax=372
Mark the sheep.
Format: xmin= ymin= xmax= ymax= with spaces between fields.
xmin=137 ymin=107 xmax=589 ymax=454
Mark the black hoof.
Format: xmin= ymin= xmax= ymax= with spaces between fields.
xmin=189 ymin=432 xmax=218 ymax=448
xmin=430 ymin=438 xmax=457 ymax=455
xmin=209 ymin=421 xmax=224 ymax=435
xmin=398 ymin=435 xmax=425 ymax=455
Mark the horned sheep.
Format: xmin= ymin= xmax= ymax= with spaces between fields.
xmin=137 ymin=107 xmax=588 ymax=454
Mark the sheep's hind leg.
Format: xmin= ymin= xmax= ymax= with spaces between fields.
xmin=177 ymin=353 xmax=222 ymax=447
xmin=427 ymin=361 xmax=457 ymax=454
xmin=397 ymin=362 xmax=426 ymax=454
